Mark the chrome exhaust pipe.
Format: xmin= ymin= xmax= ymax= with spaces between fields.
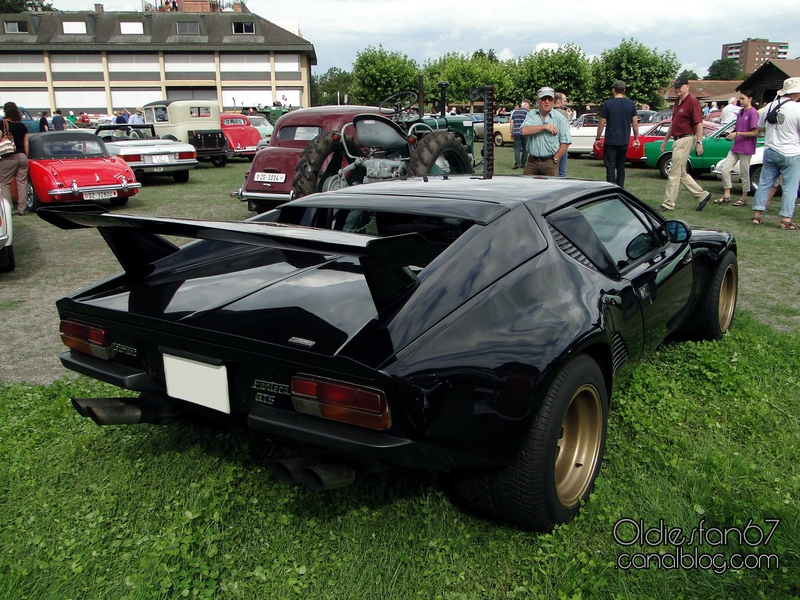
xmin=72 ymin=397 xmax=126 ymax=418
xmin=302 ymin=463 xmax=357 ymax=493
xmin=73 ymin=396 xmax=182 ymax=426
xmin=271 ymin=456 xmax=325 ymax=486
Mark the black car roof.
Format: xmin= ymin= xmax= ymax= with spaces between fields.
xmin=287 ymin=175 xmax=618 ymax=223
xmin=28 ymin=131 xmax=108 ymax=159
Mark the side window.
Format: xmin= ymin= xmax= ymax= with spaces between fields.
xmin=578 ymin=197 xmax=661 ymax=270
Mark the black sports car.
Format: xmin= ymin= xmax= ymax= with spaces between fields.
xmin=42 ymin=176 xmax=738 ymax=530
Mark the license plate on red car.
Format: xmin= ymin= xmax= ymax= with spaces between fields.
xmin=83 ymin=190 xmax=118 ymax=200
xmin=254 ymin=173 xmax=285 ymax=183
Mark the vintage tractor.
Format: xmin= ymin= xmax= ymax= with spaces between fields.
xmin=292 ymin=91 xmax=474 ymax=198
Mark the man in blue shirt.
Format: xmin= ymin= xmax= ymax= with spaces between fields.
xmin=510 ymin=99 xmax=530 ymax=169
xmin=520 ymin=87 xmax=571 ymax=177
xmin=52 ymin=109 xmax=66 ymax=131
xmin=593 ymin=80 xmax=639 ymax=187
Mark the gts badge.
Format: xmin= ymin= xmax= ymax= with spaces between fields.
xmin=252 ymin=379 xmax=289 ymax=405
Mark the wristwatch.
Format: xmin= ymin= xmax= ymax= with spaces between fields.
xmin=553 ymin=157 xmax=560 ymax=164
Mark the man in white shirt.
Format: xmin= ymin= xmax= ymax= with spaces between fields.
xmin=720 ymin=98 xmax=741 ymax=123
xmin=751 ymin=78 xmax=800 ymax=229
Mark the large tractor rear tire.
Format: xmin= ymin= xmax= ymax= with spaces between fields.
xmin=406 ymin=131 xmax=473 ymax=176
xmin=292 ymin=131 xmax=365 ymax=199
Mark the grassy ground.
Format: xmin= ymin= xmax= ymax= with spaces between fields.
xmin=1 ymin=149 xmax=799 ymax=599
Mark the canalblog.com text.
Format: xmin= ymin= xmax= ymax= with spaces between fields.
xmin=612 ymin=518 xmax=781 ymax=574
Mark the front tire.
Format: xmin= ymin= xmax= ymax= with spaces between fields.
xmin=657 ymin=153 xmax=672 ymax=179
xmin=406 ymin=131 xmax=473 ymax=177
xmin=292 ymin=131 xmax=365 ymax=199
xmin=695 ymin=250 xmax=737 ymax=340
xmin=450 ymin=354 xmax=608 ymax=531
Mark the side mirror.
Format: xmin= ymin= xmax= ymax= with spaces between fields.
xmin=664 ymin=220 xmax=691 ymax=243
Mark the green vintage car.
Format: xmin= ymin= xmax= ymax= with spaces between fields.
xmin=644 ymin=120 xmax=764 ymax=179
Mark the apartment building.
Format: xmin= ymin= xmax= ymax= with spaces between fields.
xmin=721 ymin=38 xmax=789 ymax=74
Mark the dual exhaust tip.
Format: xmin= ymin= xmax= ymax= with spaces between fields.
xmin=72 ymin=396 xmax=182 ymax=426
xmin=272 ymin=456 xmax=358 ymax=493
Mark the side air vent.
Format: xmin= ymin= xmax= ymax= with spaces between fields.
xmin=611 ymin=332 xmax=629 ymax=375
xmin=547 ymin=224 xmax=596 ymax=270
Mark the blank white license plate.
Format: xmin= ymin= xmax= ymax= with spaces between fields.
xmin=244 ymin=146 xmax=257 ymax=152
xmin=254 ymin=172 xmax=285 ymax=182
xmin=163 ymin=353 xmax=230 ymax=414
xmin=84 ymin=190 xmax=117 ymax=200
xmin=152 ymin=154 xmax=170 ymax=164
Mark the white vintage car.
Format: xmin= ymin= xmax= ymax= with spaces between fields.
xmin=568 ymin=112 xmax=601 ymax=155
xmin=95 ymin=124 xmax=199 ymax=183
xmin=0 ymin=192 xmax=14 ymax=272
xmin=713 ymin=146 xmax=800 ymax=196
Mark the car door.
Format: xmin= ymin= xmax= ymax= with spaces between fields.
xmin=577 ymin=195 xmax=694 ymax=355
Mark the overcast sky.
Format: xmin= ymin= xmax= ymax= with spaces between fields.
xmin=56 ymin=0 xmax=799 ymax=78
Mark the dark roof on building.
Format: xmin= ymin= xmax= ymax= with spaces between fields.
xmin=0 ymin=10 xmax=316 ymax=63
xmin=739 ymin=59 xmax=800 ymax=91
xmin=659 ymin=80 xmax=742 ymax=103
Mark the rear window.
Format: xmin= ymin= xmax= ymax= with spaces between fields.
xmin=224 ymin=118 xmax=248 ymax=126
xmin=41 ymin=138 xmax=107 ymax=159
xmin=277 ymin=126 xmax=322 ymax=141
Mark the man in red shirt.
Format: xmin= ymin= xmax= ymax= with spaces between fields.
xmin=658 ymin=78 xmax=713 ymax=212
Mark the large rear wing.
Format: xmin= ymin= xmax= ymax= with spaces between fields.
xmin=39 ymin=205 xmax=428 ymax=314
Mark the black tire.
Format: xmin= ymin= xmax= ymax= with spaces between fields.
xmin=173 ymin=170 xmax=190 ymax=183
xmin=748 ymin=165 xmax=761 ymax=195
xmin=657 ymin=153 xmax=672 ymax=179
xmin=493 ymin=131 xmax=504 ymax=147
xmin=109 ymin=196 xmax=128 ymax=207
xmin=247 ymin=155 xmax=255 ymax=162
xmin=695 ymin=250 xmax=737 ymax=340
xmin=210 ymin=155 xmax=228 ymax=168
xmin=450 ymin=354 xmax=608 ymax=531
xmin=25 ymin=181 xmax=41 ymax=213
xmin=292 ymin=131 xmax=365 ymax=199
xmin=0 ymin=245 xmax=14 ymax=273
xmin=406 ymin=131 xmax=473 ymax=177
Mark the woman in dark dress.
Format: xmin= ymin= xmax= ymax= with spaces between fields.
xmin=0 ymin=102 xmax=30 ymax=215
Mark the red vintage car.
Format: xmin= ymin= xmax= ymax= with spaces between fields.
xmin=220 ymin=114 xmax=263 ymax=161
xmin=594 ymin=120 xmax=719 ymax=163
xmin=232 ymin=106 xmax=381 ymax=213
xmin=25 ymin=131 xmax=141 ymax=212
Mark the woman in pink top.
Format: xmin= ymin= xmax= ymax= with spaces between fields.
xmin=715 ymin=89 xmax=759 ymax=206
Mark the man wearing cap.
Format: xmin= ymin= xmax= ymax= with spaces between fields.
xmin=520 ymin=86 xmax=571 ymax=177
xmin=594 ymin=80 xmax=639 ymax=187
xmin=658 ymin=78 xmax=713 ymax=212
xmin=750 ymin=77 xmax=800 ymax=229
xmin=129 ymin=108 xmax=144 ymax=124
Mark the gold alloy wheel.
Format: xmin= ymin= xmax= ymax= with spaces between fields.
xmin=718 ymin=264 xmax=738 ymax=333
xmin=554 ymin=383 xmax=603 ymax=507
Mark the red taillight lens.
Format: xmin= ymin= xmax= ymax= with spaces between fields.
xmin=59 ymin=319 xmax=114 ymax=359
xmin=291 ymin=375 xmax=390 ymax=430
xmin=122 ymin=154 xmax=142 ymax=162
xmin=178 ymin=151 xmax=196 ymax=160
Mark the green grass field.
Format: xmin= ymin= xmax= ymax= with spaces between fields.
xmin=1 ymin=150 xmax=799 ymax=599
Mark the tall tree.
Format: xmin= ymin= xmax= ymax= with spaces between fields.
xmin=591 ymin=38 xmax=680 ymax=109
xmin=350 ymin=45 xmax=419 ymax=106
xmin=510 ymin=44 xmax=593 ymax=107
xmin=311 ymin=67 xmax=353 ymax=106
xmin=0 ymin=0 xmax=54 ymax=11
xmin=422 ymin=52 xmax=510 ymax=109
xmin=705 ymin=58 xmax=742 ymax=80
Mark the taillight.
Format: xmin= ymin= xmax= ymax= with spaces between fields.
xmin=178 ymin=151 xmax=196 ymax=160
xmin=59 ymin=319 xmax=114 ymax=359
xmin=122 ymin=154 xmax=142 ymax=162
xmin=291 ymin=375 xmax=390 ymax=430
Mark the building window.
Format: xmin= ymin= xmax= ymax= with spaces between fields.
xmin=232 ymin=21 xmax=254 ymax=34
xmin=4 ymin=21 xmax=28 ymax=33
xmin=120 ymin=22 xmax=144 ymax=34
xmin=63 ymin=21 xmax=87 ymax=34
xmin=177 ymin=21 xmax=200 ymax=34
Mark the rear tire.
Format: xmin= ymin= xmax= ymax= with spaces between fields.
xmin=25 ymin=181 xmax=42 ymax=213
xmin=657 ymin=153 xmax=672 ymax=179
xmin=695 ymin=250 xmax=737 ymax=340
xmin=109 ymin=196 xmax=129 ymax=207
xmin=748 ymin=165 xmax=761 ymax=195
xmin=450 ymin=354 xmax=607 ymax=531
xmin=406 ymin=131 xmax=473 ymax=177
xmin=292 ymin=131 xmax=365 ymax=199
xmin=173 ymin=170 xmax=190 ymax=183
xmin=210 ymin=155 xmax=228 ymax=168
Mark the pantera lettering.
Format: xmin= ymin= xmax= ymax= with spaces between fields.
xmin=252 ymin=380 xmax=289 ymax=395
